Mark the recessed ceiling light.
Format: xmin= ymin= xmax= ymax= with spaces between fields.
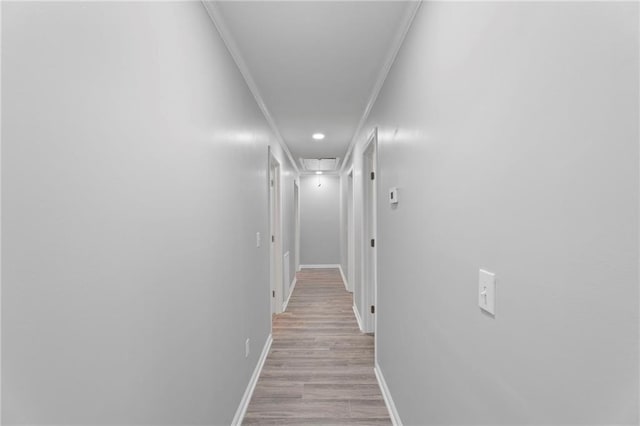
xmin=312 ymin=133 xmax=325 ymax=140
xmin=315 ymin=171 xmax=323 ymax=175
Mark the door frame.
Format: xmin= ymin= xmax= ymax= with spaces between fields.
xmin=294 ymin=179 xmax=301 ymax=273
xmin=347 ymin=166 xmax=355 ymax=293
xmin=268 ymin=148 xmax=283 ymax=315
xmin=361 ymin=129 xmax=378 ymax=334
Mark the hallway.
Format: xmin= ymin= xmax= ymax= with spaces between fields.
xmin=2 ymin=1 xmax=639 ymax=425
xmin=244 ymin=268 xmax=389 ymax=425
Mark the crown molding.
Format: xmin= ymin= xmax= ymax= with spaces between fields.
xmin=339 ymin=1 xmax=422 ymax=174
xmin=201 ymin=1 xmax=300 ymax=174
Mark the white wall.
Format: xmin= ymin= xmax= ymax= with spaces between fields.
xmin=1 ymin=2 xmax=296 ymax=424
xmin=300 ymin=175 xmax=340 ymax=265
xmin=344 ymin=2 xmax=639 ymax=424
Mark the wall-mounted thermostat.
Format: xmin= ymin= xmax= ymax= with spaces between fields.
xmin=389 ymin=187 xmax=398 ymax=205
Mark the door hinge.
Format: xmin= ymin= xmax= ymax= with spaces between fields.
xmin=272 ymin=290 xmax=275 ymax=298
xmin=271 ymin=235 xmax=275 ymax=243
xmin=370 ymin=238 xmax=375 ymax=248
xmin=371 ymin=305 xmax=375 ymax=314
xmin=270 ymin=179 xmax=274 ymax=187
xmin=370 ymin=172 xmax=375 ymax=180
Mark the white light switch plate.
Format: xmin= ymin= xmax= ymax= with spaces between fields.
xmin=478 ymin=269 xmax=496 ymax=315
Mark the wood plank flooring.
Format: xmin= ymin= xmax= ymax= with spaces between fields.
xmin=243 ymin=268 xmax=390 ymax=426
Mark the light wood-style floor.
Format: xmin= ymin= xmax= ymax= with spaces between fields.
xmin=243 ymin=268 xmax=390 ymax=425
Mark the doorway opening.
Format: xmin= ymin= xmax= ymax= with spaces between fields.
xmin=269 ymin=148 xmax=283 ymax=316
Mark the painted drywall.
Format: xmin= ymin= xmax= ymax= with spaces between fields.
xmin=300 ymin=175 xmax=340 ymax=265
xmin=344 ymin=2 xmax=639 ymax=424
xmin=1 ymin=2 xmax=295 ymax=424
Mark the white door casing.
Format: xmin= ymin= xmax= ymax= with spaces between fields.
xmin=362 ymin=129 xmax=377 ymax=334
xmin=269 ymin=148 xmax=283 ymax=315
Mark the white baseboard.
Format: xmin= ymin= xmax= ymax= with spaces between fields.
xmin=352 ymin=304 xmax=364 ymax=332
xmin=337 ymin=264 xmax=349 ymax=292
xmin=375 ymin=362 xmax=403 ymax=426
xmin=282 ymin=276 xmax=297 ymax=312
xmin=299 ymin=263 xmax=341 ymax=269
xmin=231 ymin=334 xmax=273 ymax=426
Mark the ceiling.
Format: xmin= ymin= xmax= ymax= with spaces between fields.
xmin=205 ymin=1 xmax=417 ymax=172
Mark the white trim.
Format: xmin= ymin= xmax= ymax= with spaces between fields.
xmin=268 ymin=149 xmax=284 ymax=315
xmin=638 ymin=5 xmax=640 ymax=423
xmin=340 ymin=1 xmax=422 ymax=173
xmin=346 ymin=166 xmax=355 ymax=295
xmin=282 ymin=276 xmax=297 ymax=312
xmin=338 ymin=264 xmax=349 ymax=292
xmin=361 ymin=129 xmax=378 ymax=335
xmin=0 ymin=1 xmax=3 ymax=420
xmin=201 ymin=1 xmax=299 ymax=174
xmin=352 ymin=304 xmax=364 ymax=333
xmin=294 ymin=180 xmax=301 ymax=276
xmin=375 ymin=362 xmax=403 ymax=426
xmin=283 ymin=251 xmax=291 ymax=308
xmin=231 ymin=334 xmax=273 ymax=426
xmin=299 ymin=264 xmax=341 ymax=269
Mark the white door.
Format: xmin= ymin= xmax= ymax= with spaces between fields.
xmin=269 ymin=151 xmax=283 ymax=315
xmin=294 ymin=180 xmax=300 ymax=273
xmin=362 ymin=131 xmax=377 ymax=333
xmin=347 ymin=169 xmax=355 ymax=292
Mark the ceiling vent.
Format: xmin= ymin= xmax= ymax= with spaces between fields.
xmin=301 ymin=158 xmax=339 ymax=172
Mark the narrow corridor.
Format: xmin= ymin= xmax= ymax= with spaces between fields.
xmin=2 ymin=2 xmax=638 ymax=425
xmin=244 ymin=268 xmax=389 ymax=425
